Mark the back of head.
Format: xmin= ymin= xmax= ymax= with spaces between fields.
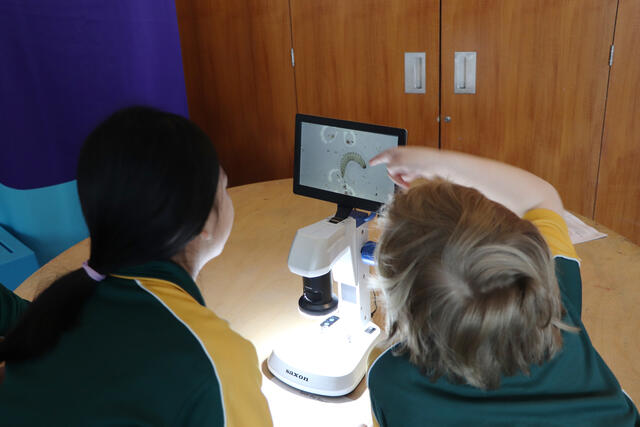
xmin=0 ymin=106 xmax=219 ymax=363
xmin=374 ymin=179 xmax=574 ymax=390
xmin=78 ymin=106 xmax=219 ymax=273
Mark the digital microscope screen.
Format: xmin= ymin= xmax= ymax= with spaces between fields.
xmin=298 ymin=121 xmax=400 ymax=205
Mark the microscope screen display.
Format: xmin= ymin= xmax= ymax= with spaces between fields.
xmin=298 ymin=122 xmax=400 ymax=205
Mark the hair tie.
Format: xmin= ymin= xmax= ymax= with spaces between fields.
xmin=82 ymin=261 xmax=106 ymax=282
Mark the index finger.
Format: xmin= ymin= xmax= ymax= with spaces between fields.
xmin=369 ymin=149 xmax=394 ymax=167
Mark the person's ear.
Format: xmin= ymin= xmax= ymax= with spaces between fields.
xmin=200 ymin=208 xmax=218 ymax=241
xmin=200 ymin=229 xmax=212 ymax=241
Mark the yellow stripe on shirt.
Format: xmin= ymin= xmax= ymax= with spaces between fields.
xmin=523 ymin=208 xmax=579 ymax=260
xmin=114 ymin=275 xmax=273 ymax=427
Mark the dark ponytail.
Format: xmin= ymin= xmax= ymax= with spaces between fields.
xmin=0 ymin=106 xmax=220 ymax=362
xmin=0 ymin=271 xmax=96 ymax=362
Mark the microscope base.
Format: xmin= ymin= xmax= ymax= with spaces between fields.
xmin=267 ymin=315 xmax=381 ymax=396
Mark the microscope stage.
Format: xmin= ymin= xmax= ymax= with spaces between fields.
xmin=267 ymin=315 xmax=381 ymax=396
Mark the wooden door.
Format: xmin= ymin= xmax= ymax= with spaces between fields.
xmin=291 ymin=0 xmax=440 ymax=148
xmin=441 ymin=0 xmax=618 ymax=216
xmin=595 ymin=0 xmax=640 ymax=245
xmin=175 ymin=0 xmax=297 ymax=187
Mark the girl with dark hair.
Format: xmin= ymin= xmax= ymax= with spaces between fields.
xmin=0 ymin=107 xmax=272 ymax=426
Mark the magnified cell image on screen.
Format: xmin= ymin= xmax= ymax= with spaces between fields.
xmin=299 ymin=122 xmax=398 ymax=204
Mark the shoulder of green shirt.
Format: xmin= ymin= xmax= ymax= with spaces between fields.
xmin=0 ymin=283 xmax=30 ymax=336
xmin=112 ymin=272 xmax=273 ymax=427
xmin=367 ymin=345 xmax=397 ymax=427
xmin=522 ymin=208 xmax=579 ymax=262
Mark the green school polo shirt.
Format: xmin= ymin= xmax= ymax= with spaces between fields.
xmin=0 ymin=261 xmax=272 ymax=426
xmin=0 ymin=283 xmax=29 ymax=336
xmin=368 ymin=210 xmax=640 ymax=427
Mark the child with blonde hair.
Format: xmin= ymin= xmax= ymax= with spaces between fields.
xmin=367 ymin=147 xmax=639 ymax=426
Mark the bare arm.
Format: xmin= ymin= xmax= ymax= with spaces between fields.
xmin=370 ymin=147 xmax=563 ymax=217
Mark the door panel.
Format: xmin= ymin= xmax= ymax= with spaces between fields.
xmin=291 ymin=0 xmax=440 ymax=147
xmin=175 ymin=0 xmax=297 ymax=186
xmin=441 ymin=0 xmax=617 ymax=216
xmin=595 ymin=0 xmax=640 ymax=244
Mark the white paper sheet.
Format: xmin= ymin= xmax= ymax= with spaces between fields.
xmin=563 ymin=211 xmax=607 ymax=244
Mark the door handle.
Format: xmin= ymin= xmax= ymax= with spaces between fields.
xmin=405 ymin=52 xmax=426 ymax=94
xmin=454 ymin=52 xmax=476 ymax=94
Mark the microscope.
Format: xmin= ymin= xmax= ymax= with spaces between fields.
xmin=267 ymin=114 xmax=407 ymax=396
xmin=267 ymin=205 xmax=380 ymax=396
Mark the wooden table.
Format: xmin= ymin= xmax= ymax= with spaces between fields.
xmin=16 ymin=179 xmax=640 ymax=426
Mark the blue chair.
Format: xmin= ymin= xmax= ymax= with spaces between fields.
xmin=0 ymin=225 xmax=39 ymax=291
xmin=0 ymin=180 xmax=88 ymax=287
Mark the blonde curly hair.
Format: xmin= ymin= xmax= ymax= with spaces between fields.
xmin=373 ymin=178 xmax=578 ymax=390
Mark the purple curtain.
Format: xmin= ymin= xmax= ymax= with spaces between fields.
xmin=0 ymin=0 xmax=189 ymax=190
xmin=0 ymin=0 xmax=189 ymax=270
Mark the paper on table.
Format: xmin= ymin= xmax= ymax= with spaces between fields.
xmin=563 ymin=211 xmax=607 ymax=245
